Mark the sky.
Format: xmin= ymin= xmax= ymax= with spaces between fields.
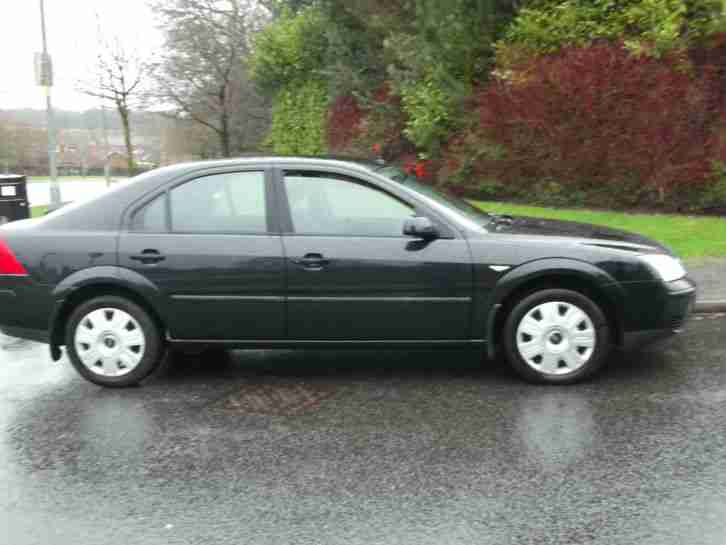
xmin=0 ymin=0 xmax=162 ymax=111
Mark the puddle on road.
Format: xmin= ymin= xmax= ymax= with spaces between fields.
xmin=212 ymin=381 xmax=338 ymax=416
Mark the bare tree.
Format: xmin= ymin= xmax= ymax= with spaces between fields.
xmin=78 ymin=37 xmax=148 ymax=172
xmin=152 ymin=0 xmax=270 ymax=158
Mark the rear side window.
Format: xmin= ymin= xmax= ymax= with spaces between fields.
xmin=170 ymin=172 xmax=267 ymax=233
xmin=130 ymin=195 xmax=167 ymax=232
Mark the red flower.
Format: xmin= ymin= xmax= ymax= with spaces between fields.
xmin=414 ymin=160 xmax=431 ymax=179
xmin=372 ymin=143 xmax=382 ymax=154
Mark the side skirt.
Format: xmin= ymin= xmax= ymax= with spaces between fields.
xmin=168 ymin=337 xmax=486 ymax=350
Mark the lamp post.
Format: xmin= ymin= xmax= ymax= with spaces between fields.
xmin=38 ymin=0 xmax=61 ymax=208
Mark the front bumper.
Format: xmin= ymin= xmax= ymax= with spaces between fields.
xmin=622 ymin=276 xmax=696 ymax=350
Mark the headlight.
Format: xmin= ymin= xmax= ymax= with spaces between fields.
xmin=638 ymin=254 xmax=686 ymax=282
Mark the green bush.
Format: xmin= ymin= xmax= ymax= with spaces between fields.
xmin=400 ymin=71 xmax=455 ymax=150
xmin=526 ymin=180 xmax=585 ymax=207
xmin=475 ymin=179 xmax=509 ymax=199
xmin=266 ymin=80 xmax=327 ymax=155
xmin=249 ymin=7 xmax=328 ymax=94
xmin=698 ymin=162 xmax=726 ymax=210
xmin=498 ymin=0 xmax=724 ymax=65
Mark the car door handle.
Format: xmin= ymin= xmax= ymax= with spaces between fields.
xmin=130 ymin=249 xmax=166 ymax=265
xmin=292 ymin=253 xmax=330 ymax=269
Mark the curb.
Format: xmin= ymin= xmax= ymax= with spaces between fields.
xmin=694 ymin=300 xmax=726 ymax=314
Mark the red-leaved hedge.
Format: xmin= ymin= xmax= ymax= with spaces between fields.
xmin=326 ymin=95 xmax=363 ymax=152
xmin=476 ymin=41 xmax=726 ymax=201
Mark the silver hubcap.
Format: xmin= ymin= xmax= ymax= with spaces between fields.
xmin=515 ymin=301 xmax=596 ymax=376
xmin=74 ymin=308 xmax=146 ymax=377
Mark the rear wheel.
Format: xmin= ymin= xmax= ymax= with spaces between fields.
xmin=503 ymin=289 xmax=611 ymax=384
xmin=65 ymin=296 xmax=164 ymax=387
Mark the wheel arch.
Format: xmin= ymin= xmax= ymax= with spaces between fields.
xmin=49 ymin=269 xmax=167 ymax=361
xmin=485 ymin=259 xmax=626 ymax=360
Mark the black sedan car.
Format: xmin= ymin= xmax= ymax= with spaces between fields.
xmin=0 ymin=157 xmax=695 ymax=387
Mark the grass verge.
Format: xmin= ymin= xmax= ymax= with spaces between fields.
xmin=473 ymin=201 xmax=726 ymax=259
xmin=30 ymin=205 xmax=47 ymax=218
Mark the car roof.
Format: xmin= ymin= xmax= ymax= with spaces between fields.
xmin=156 ymin=155 xmax=388 ymax=176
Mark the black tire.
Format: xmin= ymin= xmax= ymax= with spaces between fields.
xmin=65 ymin=296 xmax=164 ymax=387
xmin=502 ymin=289 xmax=612 ymax=385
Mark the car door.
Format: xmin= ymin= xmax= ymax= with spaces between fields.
xmin=118 ymin=168 xmax=286 ymax=340
xmin=277 ymin=169 xmax=473 ymax=341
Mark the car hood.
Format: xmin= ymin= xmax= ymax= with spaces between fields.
xmin=488 ymin=215 xmax=671 ymax=254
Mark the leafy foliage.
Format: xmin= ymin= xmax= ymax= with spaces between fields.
xmin=251 ymin=0 xmax=726 ymax=212
xmin=266 ymin=80 xmax=327 ymax=155
xmin=251 ymin=0 xmax=517 ymax=158
xmin=699 ymin=161 xmax=726 ymax=210
xmin=249 ymin=6 xmax=328 ymax=94
xmin=477 ymin=42 xmax=724 ymax=203
xmin=382 ymin=0 xmax=515 ymax=153
xmin=400 ymin=71 xmax=456 ymax=150
xmin=498 ymin=0 xmax=725 ymax=65
xmin=326 ymin=95 xmax=363 ymax=152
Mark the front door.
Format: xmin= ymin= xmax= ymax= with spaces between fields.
xmin=118 ymin=169 xmax=286 ymax=340
xmin=278 ymin=170 xmax=472 ymax=341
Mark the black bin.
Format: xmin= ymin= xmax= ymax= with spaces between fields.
xmin=0 ymin=175 xmax=29 ymax=225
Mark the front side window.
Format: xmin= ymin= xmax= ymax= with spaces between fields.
xmin=284 ymin=172 xmax=414 ymax=237
xmin=170 ymin=171 xmax=267 ymax=233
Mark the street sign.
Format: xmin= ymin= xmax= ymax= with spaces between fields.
xmin=34 ymin=52 xmax=53 ymax=87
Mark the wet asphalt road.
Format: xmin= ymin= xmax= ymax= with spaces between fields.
xmin=2 ymin=317 xmax=726 ymax=545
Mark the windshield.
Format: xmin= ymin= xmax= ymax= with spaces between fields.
xmin=376 ymin=166 xmax=490 ymax=225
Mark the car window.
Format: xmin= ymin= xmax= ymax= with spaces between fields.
xmin=130 ymin=195 xmax=167 ymax=232
xmin=284 ymin=172 xmax=414 ymax=237
xmin=170 ymin=172 xmax=267 ymax=233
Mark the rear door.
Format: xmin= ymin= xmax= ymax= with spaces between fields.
xmin=277 ymin=169 xmax=473 ymax=341
xmin=118 ymin=168 xmax=286 ymax=340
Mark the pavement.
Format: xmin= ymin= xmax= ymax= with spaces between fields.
xmin=2 ymin=316 xmax=726 ymax=544
xmin=685 ymin=259 xmax=726 ymax=311
xmin=27 ymin=179 xmax=125 ymax=208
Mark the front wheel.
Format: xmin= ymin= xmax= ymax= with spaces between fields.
xmin=503 ymin=289 xmax=611 ymax=384
xmin=65 ymin=296 xmax=164 ymax=387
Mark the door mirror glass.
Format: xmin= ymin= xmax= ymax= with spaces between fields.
xmin=403 ymin=216 xmax=438 ymax=239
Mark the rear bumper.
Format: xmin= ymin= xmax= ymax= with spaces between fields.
xmin=622 ymin=276 xmax=696 ymax=350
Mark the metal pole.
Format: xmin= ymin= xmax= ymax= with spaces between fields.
xmin=39 ymin=0 xmax=61 ymax=207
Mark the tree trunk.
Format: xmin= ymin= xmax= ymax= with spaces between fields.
xmin=219 ymin=126 xmax=231 ymax=158
xmin=118 ymin=103 xmax=136 ymax=172
xmin=219 ymin=85 xmax=231 ymax=158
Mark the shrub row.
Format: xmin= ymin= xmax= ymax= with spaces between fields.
xmin=326 ymin=38 xmax=726 ymax=213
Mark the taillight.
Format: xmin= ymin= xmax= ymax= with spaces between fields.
xmin=0 ymin=239 xmax=28 ymax=275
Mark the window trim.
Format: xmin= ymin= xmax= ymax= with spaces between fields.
xmin=274 ymin=168 xmax=457 ymax=239
xmin=128 ymin=190 xmax=171 ymax=234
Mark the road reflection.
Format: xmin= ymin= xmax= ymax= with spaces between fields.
xmin=514 ymin=389 xmax=597 ymax=473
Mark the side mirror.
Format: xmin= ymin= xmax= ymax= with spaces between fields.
xmin=403 ymin=216 xmax=438 ymax=239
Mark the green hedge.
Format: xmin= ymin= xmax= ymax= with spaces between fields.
xmin=266 ymin=80 xmax=327 ymax=155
